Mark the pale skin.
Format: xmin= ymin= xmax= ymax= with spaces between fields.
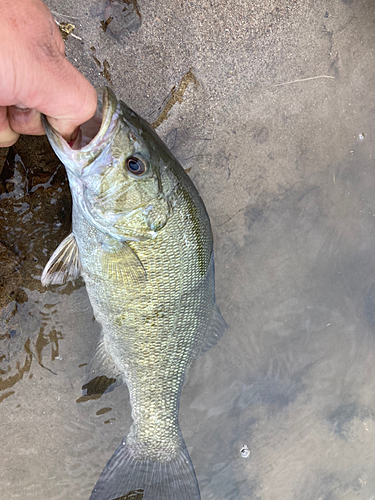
xmin=0 ymin=0 xmax=97 ymax=147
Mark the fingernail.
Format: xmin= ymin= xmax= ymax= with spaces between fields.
xmin=13 ymin=105 xmax=30 ymax=112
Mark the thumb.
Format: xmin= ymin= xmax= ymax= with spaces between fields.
xmin=42 ymin=59 xmax=98 ymax=141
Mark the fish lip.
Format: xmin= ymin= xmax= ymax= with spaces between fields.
xmin=41 ymin=86 xmax=120 ymax=175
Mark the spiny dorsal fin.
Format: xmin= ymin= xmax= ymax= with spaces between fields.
xmin=41 ymin=232 xmax=81 ymax=286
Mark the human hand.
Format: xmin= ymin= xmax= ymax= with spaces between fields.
xmin=0 ymin=0 xmax=97 ymax=147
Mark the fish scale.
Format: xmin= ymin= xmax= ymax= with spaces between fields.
xmin=42 ymin=87 xmax=226 ymax=500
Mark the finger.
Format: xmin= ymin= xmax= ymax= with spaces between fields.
xmin=34 ymin=18 xmax=97 ymax=141
xmin=8 ymin=106 xmax=45 ymax=136
xmin=0 ymin=106 xmax=19 ymax=147
xmin=0 ymin=2 xmax=97 ymax=142
xmin=46 ymin=16 xmax=97 ymax=138
xmin=42 ymin=60 xmax=98 ymax=141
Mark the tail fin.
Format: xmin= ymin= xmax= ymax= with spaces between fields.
xmin=89 ymin=440 xmax=201 ymax=500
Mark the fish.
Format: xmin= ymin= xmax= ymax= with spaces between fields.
xmin=41 ymin=87 xmax=226 ymax=500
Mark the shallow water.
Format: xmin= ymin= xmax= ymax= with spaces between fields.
xmin=2 ymin=0 xmax=375 ymax=499
xmin=3 ymin=133 xmax=375 ymax=500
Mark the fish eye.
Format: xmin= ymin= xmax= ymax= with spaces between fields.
xmin=126 ymin=156 xmax=147 ymax=176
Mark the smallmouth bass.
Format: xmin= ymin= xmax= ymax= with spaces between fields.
xmin=42 ymin=87 xmax=226 ymax=500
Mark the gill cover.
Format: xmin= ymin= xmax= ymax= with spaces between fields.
xmin=42 ymin=87 xmax=176 ymax=242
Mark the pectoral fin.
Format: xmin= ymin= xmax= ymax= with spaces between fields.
xmin=100 ymin=240 xmax=147 ymax=285
xmin=41 ymin=232 xmax=81 ymax=286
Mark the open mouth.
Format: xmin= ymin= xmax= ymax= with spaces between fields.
xmin=43 ymin=87 xmax=119 ymax=158
xmin=69 ymin=88 xmax=110 ymax=150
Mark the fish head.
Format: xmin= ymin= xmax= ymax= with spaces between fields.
xmin=42 ymin=87 xmax=179 ymax=241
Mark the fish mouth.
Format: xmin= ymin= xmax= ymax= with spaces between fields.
xmin=42 ymin=87 xmax=120 ymax=176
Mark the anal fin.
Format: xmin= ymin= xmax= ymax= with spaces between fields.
xmin=83 ymin=337 xmax=124 ymax=397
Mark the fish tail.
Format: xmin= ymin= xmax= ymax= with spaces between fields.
xmin=89 ymin=439 xmax=200 ymax=500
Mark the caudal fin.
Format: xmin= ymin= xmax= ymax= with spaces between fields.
xmin=89 ymin=440 xmax=200 ymax=500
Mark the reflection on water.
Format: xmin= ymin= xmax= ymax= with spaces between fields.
xmin=0 ymin=137 xmax=79 ymax=408
xmin=0 ymin=292 xmax=64 ymax=400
